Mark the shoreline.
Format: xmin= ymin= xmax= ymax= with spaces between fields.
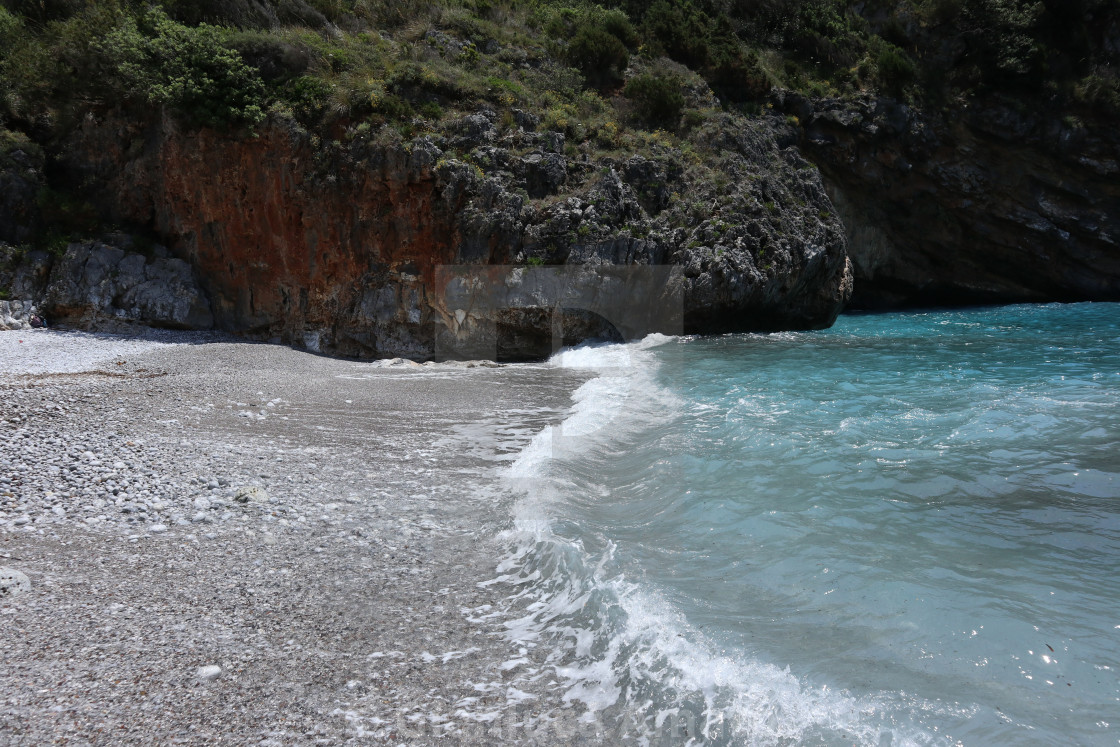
xmin=0 ymin=329 xmax=604 ymax=744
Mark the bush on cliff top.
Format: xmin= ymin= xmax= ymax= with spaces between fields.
xmin=0 ymin=3 xmax=128 ymax=123
xmin=0 ymin=2 xmax=267 ymax=128
xmin=97 ymin=7 xmax=266 ymax=128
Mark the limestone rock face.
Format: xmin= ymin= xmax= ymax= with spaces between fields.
xmin=0 ymin=244 xmax=50 ymax=330
xmin=41 ymin=241 xmax=213 ymax=330
xmin=37 ymin=109 xmax=849 ymax=359
xmin=778 ymin=91 xmax=1120 ymax=308
xmin=0 ymin=300 xmax=41 ymax=331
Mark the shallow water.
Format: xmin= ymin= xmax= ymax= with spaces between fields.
xmin=496 ymin=303 xmax=1120 ymax=746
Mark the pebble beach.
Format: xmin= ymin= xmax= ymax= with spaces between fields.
xmin=0 ymin=329 xmax=601 ymax=745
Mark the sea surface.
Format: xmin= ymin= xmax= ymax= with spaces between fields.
xmin=495 ymin=303 xmax=1120 ymax=746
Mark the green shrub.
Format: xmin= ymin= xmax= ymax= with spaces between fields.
xmin=0 ymin=128 xmax=43 ymax=171
xmin=530 ymin=4 xmax=576 ymax=37
xmin=0 ymin=4 xmax=135 ymax=121
xmin=706 ymin=42 xmax=772 ymax=101
xmin=486 ymin=75 xmax=526 ymax=102
xmin=373 ymin=92 xmax=414 ymax=122
xmin=567 ymin=26 xmax=629 ymax=89
xmin=95 ymin=8 xmax=266 ymax=128
xmin=0 ymin=6 xmax=20 ymax=41
xmin=1075 ymin=73 xmax=1120 ymax=116
xmin=278 ymin=74 xmax=332 ymax=121
xmin=875 ymin=42 xmax=915 ymax=91
xmin=533 ymin=4 xmax=636 ymax=90
xmin=227 ymin=31 xmax=310 ymax=83
xmin=681 ymin=107 xmax=705 ymax=131
xmin=642 ymin=0 xmax=712 ymax=68
xmin=625 ymin=72 xmax=684 ymax=127
xmin=0 ymin=7 xmax=19 ymax=115
xmin=790 ymin=0 xmax=865 ymax=68
xmin=387 ymin=60 xmax=465 ymax=99
xmin=532 ymin=3 xmax=634 ymax=41
xmin=418 ymin=100 xmax=444 ymax=120
xmin=958 ymin=0 xmax=1045 ymax=83
xmin=601 ymin=8 xmax=639 ymax=47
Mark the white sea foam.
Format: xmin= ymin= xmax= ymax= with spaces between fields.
xmin=492 ymin=333 xmax=936 ymax=746
xmin=507 ymin=334 xmax=679 ymax=526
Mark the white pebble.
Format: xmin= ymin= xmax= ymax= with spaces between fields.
xmin=197 ymin=665 xmax=222 ymax=681
xmin=0 ymin=567 xmax=31 ymax=597
xmin=233 ymin=486 xmax=269 ymax=504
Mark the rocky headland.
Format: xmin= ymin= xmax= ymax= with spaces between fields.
xmin=1 ymin=0 xmax=1118 ymax=357
xmin=2 ymin=2 xmax=1120 ymax=742
xmin=1 ymin=104 xmax=852 ymax=359
xmin=5 ymin=88 xmax=1118 ymax=357
xmin=780 ymin=91 xmax=1120 ymax=309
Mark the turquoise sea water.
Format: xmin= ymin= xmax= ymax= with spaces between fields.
xmin=498 ymin=303 xmax=1120 ymax=745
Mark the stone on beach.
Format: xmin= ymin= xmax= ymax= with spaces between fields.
xmin=0 ymin=566 xmax=31 ymax=597
xmin=233 ymin=486 xmax=269 ymax=504
xmin=0 ymin=299 xmax=41 ymax=331
xmin=197 ymin=665 xmax=222 ymax=681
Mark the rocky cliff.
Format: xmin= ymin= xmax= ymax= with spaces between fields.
xmin=778 ymin=91 xmax=1120 ymax=309
xmin=3 ymin=0 xmax=1120 ymax=357
xmin=0 ymin=241 xmax=212 ymax=331
xmin=7 ymin=84 xmax=1120 ymax=353
xmin=2 ymin=108 xmax=850 ymax=360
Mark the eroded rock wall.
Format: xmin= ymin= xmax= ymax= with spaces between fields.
xmin=779 ymin=91 xmax=1120 ymax=308
xmin=0 ymin=241 xmax=213 ymax=331
xmin=41 ymin=109 xmax=850 ymax=359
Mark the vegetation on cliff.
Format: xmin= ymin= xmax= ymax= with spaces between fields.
xmin=1 ymin=0 xmax=1116 ymax=137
